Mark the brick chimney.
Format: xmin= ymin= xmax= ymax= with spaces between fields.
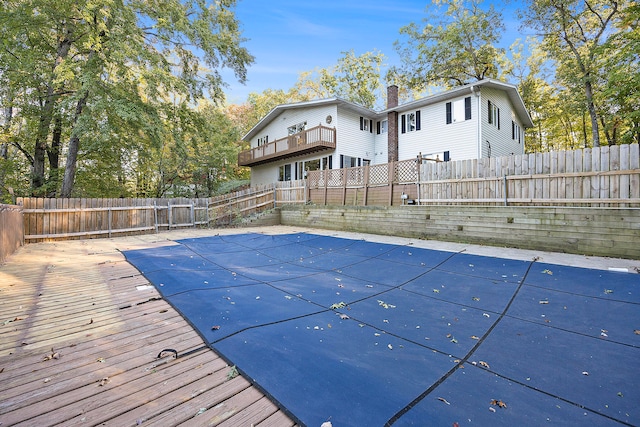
xmin=387 ymin=85 xmax=399 ymax=162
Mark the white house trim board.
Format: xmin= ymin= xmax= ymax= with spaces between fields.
xmin=242 ymin=80 xmax=533 ymax=186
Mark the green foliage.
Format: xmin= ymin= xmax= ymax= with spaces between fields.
xmin=0 ymin=0 xmax=253 ymax=198
xmin=392 ymin=0 xmax=508 ymax=92
xmin=294 ymin=50 xmax=386 ymax=109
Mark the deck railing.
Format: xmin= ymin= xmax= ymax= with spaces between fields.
xmin=238 ymin=124 xmax=336 ymax=167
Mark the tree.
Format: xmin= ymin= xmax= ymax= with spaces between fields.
xmin=392 ymin=0 xmax=508 ymax=92
xmin=0 ymin=0 xmax=253 ymax=196
xmin=521 ymin=0 xmax=625 ymax=147
xmin=294 ymin=50 xmax=386 ymax=109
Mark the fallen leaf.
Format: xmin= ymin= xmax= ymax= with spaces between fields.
xmin=470 ymin=335 xmax=480 ymax=340
xmin=388 ymin=344 xmax=393 ymax=350
xmin=211 ymin=325 xmax=220 ymax=330
xmin=479 ymin=361 xmax=490 ymax=369
xmin=96 ymin=357 xmax=106 ymax=363
xmin=98 ymin=377 xmax=109 ymax=386
xmin=433 ymin=289 xmax=440 ymax=293
xmin=196 ymin=407 xmax=207 ymax=416
xmin=338 ymin=313 xmax=349 ymax=320
xmin=489 ymin=407 xmax=496 ymax=413
xmin=635 ymin=330 xmax=640 ymax=335
xmin=582 ymin=371 xmax=589 ymax=376
xmin=539 ymin=300 xmax=549 ymax=304
xmin=472 ymin=297 xmax=480 ymax=301
xmin=227 ymin=365 xmax=239 ymax=380
xmin=617 ymin=392 xmax=623 ymax=397
xmin=604 ymin=289 xmax=613 ymax=294
xmin=330 ymin=302 xmax=346 ymax=309
xmin=88 ymin=318 xmax=94 ymax=324
xmin=542 ymin=269 xmax=553 ymax=275
xmin=490 ymin=399 xmax=507 ymax=408
xmin=437 ymin=397 xmax=451 ymax=405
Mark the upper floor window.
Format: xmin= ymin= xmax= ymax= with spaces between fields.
xmin=446 ymin=97 xmax=471 ymax=124
xmin=488 ymin=100 xmax=500 ymax=129
xmin=512 ymin=121 xmax=522 ymax=143
xmin=360 ymin=117 xmax=373 ymax=133
xmin=401 ymin=110 xmax=421 ymax=133
xmin=377 ymin=119 xmax=388 ymax=134
xmin=287 ymin=121 xmax=306 ymax=135
xmin=257 ymin=135 xmax=269 ymax=146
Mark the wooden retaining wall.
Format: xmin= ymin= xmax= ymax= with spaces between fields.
xmin=0 ymin=204 xmax=24 ymax=262
xmin=280 ymin=205 xmax=640 ymax=259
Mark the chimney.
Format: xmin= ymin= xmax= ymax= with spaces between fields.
xmin=387 ymin=85 xmax=399 ymax=162
xmin=387 ymin=85 xmax=399 ymax=109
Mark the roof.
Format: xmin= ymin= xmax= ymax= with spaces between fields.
xmin=243 ymin=79 xmax=533 ymax=141
xmin=242 ymin=97 xmax=375 ymax=141
xmin=384 ymin=79 xmax=534 ymax=128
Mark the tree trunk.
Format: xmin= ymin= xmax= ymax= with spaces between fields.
xmin=60 ymin=92 xmax=89 ymax=198
xmin=32 ymin=36 xmax=73 ymax=195
xmin=46 ymin=116 xmax=63 ymax=196
xmin=584 ymin=79 xmax=600 ymax=147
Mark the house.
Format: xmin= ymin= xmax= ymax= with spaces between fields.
xmin=239 ymin=79 xmax=533 ymax=186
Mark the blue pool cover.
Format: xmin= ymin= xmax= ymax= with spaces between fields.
xmin=123 ymin=233 xmax=640 ymax=426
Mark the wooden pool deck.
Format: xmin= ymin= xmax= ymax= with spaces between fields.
xmin=0 ymin=229 xmax=298 ymax=427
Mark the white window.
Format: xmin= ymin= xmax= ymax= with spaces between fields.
xmin=446 ymin=97 xmax=471 ymax=124
xmin=488 ymin=100 xmax=500 ymax=129
xmin=279 ymin=164 xmax=292 ymax=181
xmin=287 ymin=122 xmax=306 ymax=135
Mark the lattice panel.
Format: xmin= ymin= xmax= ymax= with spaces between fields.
xmin=395 ymin=160 xmax=418 ymax=183
xmin=345 ymin=167 xmax=364 ymax=186
xmin=307 ymin=171 xmax=322 ymax=188
xmin=369 ymin=164 xmax=389 ymax=185
xmin=327 ymin=169 xmax=344 ymax=187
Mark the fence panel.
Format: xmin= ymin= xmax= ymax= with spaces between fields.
xmin=306 ymin=144 xmax=640 ymax=207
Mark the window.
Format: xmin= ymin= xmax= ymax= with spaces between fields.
xmin=377 ymin=120 xmax=388 ymax=134
xmin=446 ymin=97 xmax=471 ymax=124
xmin=340 ymin=155 xmax=359 ymax=168
xmin=287 ymin=122 xmax=306 ymax=135
xmin=360 ymin=117 xmax=373 ymax=133
xmin=512 ymin=121 xmax=522 ymax=143
xmin=401 ymin=110 xmax=421 ymax=133
xmin=488 ymin=100 xmax=500 ymax=129
xmin=278 ymin=164 xmax=291 ymax=181
xmin=257 ymin=135 xmax=269 ymax=146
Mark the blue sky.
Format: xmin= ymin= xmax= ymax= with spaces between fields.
xmin=223 ymin=0 xmax=528 ymax=104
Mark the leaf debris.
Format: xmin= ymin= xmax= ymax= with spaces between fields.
xmin=490 ymin=399 xmax=507 ymax=408
xmin=437 ymin=397 xmax=451 ymax=405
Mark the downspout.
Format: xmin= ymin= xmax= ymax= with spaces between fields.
xmin=471 ymin=85 xmax=482 ymax=159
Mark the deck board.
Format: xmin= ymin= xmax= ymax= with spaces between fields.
xmin=0 ymin=231 xmax=299 ymax=427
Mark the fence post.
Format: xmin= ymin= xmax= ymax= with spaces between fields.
xmin=388 ymin=162 xmax=395 ymax=206
xmin=153 ymin=201 xmax=159 ymax=233
xmin=504 ymin=175 xmax=508 ymax=206
xmin=416 ymin=160 xmax=421 ymax=206
xmin=108 ymin=207 xmax=112 ymax=238
xmin=273 ymin=185 xmax=277 ymax=209
xmin=363 ymin=165 xmax=370 ymax=206
xmin=168 ymin=202 xmax=173 ymax=229
xmin=190 ymin=202 xmax=195 ymax=227
xmin=323 ymin=169 xmax=328 ymax=206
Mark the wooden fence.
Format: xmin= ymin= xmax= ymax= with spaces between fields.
xmin=17 ymin=197 xmax=211 ymax=242
xmin=307 ymin=144 xmax=640 ymax=207
xmin=209 ymin=180 xmax=306 ymax=226
xmin=16 ymin=181 xmax=307 ymax=241
xmin=0 ymin=204 xmax=24 ymax=262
